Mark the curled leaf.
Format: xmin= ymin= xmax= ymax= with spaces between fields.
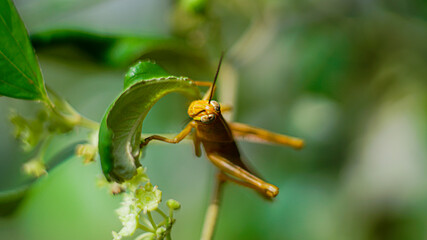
xmin=98 ymin=61 xmax=200 ymax=182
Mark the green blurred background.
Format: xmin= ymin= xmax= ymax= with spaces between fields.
xmin=1 ymin=0 xmax=427 ymax=239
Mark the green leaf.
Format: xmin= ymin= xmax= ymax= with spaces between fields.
xmin=0 ymin=0 xmax=47 ymax=100
xmin=0 ymin=185 xmax=29 ymax=216
xmin=98 ymin=61 xmax=200 ymax=182
xmin=31 ymin=29 xmax=208 ymax=67
xmin=180 ymin=0 xmax=208 ymax=14
xmin=32 ymin=30 xmax=171 ymax=66
xmin=0 ymin=138 xmax=88 ymax=216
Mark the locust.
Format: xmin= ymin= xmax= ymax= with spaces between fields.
xmin=141 ymin=54 xmax=304 ymax=199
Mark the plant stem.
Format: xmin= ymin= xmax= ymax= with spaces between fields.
xmin=156 ymin=208 xmax=168 ymax=220
xmin=137 ymin=223 xmax=155 ymax=233
xmin=76 ymin=115 xmax=99 ymax=130
xmin=147 ymin=212 xmax=157 ymax=229
xmin=142 ymin=217 xmax=154 ymax=230
xmin=37 ymin=134 xmax=52 ymax=159
xmin=200 ymin=173 xmax=225 ymax=240
xmin=45 ymin=85 xmax=99 ymax=130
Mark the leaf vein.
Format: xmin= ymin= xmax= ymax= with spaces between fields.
xmin=0 ymin=2 xmax=41 ymax=89
xmin=0 ymin=48 xmax=38 ymax=95
xmin=0 ymin=77 xmax=37 ymax=96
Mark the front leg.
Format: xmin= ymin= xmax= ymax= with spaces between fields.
xmin=141 ymin=121 xmax=195 ymax=147
xmin=193 ymin=133 xmax=202 ymax=157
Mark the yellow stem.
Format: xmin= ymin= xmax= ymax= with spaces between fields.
xmin=200 ymin=173 xmax=225 ymax=240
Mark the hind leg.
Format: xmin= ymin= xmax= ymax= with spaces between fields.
xmin=207 ymin=153 xmax=279 ymax=199
xmin=230 ymin=122 xmax=304 ymax=149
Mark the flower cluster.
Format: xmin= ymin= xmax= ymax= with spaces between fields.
xmin=112 ymin=167 xmax=181 ymax=240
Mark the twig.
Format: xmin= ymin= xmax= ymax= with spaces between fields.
xmin=45 ymin=85 xmax=99 ymax=130
xmin=200 ymin=173 xmax=226 ymax=240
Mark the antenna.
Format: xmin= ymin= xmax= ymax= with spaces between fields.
xmin=208 ymin=52 xmax=224 ymax=103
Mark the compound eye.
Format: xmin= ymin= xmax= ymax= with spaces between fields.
xmin=210 ymin=101 xmax=220 ymax=112
xmin=200 ymin=114 xmax=216 ymax=123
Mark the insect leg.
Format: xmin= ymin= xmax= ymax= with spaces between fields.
xmin=229 ymin=122 xmax=304 ymax=149
xmin=207 ymin=153 xmax=279 ymax=199
xmin=193 ymin=133 xmax=202 ymax=157
xmin=141 ymin=121 xmax=195 ymax=147
xmin=217 ymin=172 xmax=273 ymax=200
xmin=219 ymin=104 xmax=232 ymax=113
xmin=192 ymin=81 xmax=212 ymax=87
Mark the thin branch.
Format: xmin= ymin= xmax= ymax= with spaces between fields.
xmin=45 ymin=85 xmax=99 ymax=130
xmin=156 ymin=208 xmax=168 ymax=220
xmin=200 ymin=173 xmax=226 ymax=240
xmin=147 ymin=211 xmax=157 ymax=230
xmin=137 ymin=223 xmax=155 ymax=233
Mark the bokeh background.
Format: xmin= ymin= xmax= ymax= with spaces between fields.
xmin=1 ymin=0 xmax=427 ymax=239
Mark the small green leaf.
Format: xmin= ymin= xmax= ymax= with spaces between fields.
xmin=98 ymin=61 xmax=200 ymax=182
xmin=0 ymin=0 xmax=47 ymax=100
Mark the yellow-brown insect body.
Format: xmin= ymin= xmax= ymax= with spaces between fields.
xmin=189 ymin=100 xmax=239 ymax=156
xmin=189 ymin=100 xmax=238 ymax=154
xmin=188 ymin=100 xmax=279 ymax=198
xmin=143 ymin=91 xmax=298 ymax=199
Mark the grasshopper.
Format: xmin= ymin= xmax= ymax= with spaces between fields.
xmin=141 ymin=54 xmax=304 ymax=199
